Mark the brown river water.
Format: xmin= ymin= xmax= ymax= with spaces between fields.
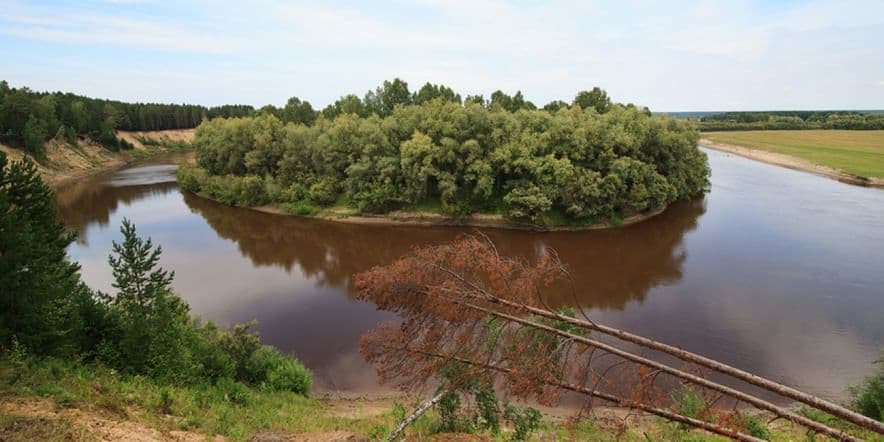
xmin=55 ymin=148 xmax=884 ymax=401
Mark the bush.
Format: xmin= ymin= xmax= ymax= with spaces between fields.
xmin=246 ymin=346 xmax=311 ymax=394
xmin=850 ymin=351 xmax=884 ymax=422
xmin=176 ymin=165 xmax=209 ymax=193
xmin=282 ymin=202 xmax=320 ymax=216
xmin=239 ymin=176 xmax=266 ymax=206
xmin=307 ymin=178 xmax=339 ymax=206
xmin=744 ymin=416 xmax=771 ymax=440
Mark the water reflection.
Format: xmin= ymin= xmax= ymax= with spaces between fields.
xmin=183 ymin=192 xmax=704 ymax=310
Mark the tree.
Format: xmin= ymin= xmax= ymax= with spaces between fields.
xmin=108 ymin=219 xmax=174 ymax=316
xmin=0 ymin=152 xmax=87 ymax=353
xmin=354 ymin=236 xmax=880 ymax=441
xmin=22 ymin=115 xmax=48 ymax=158
xmin=574 ymin=87 xmax=612 ymax=113
xmin=282 ymin=96 xmax=317 ymax=125
xmin=542 ymin=100 xmax=569 ymax=112
xmin=413 ymin=82 xmax=462 ymax=105
xmin=105 ymin=219 xmax=195 ymax=379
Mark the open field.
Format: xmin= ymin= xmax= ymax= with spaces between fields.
xmin=701 ymin=130 xmax=884 ymax=181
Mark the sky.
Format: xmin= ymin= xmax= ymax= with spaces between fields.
xmin=1 ymin=0 xmax=883 ymax=111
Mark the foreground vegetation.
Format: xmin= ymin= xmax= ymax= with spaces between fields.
xmin=703 ymin=130 xmax=884 ymax=179
xmin=1 ymin=151 xmax=310 ymax=399
xmin=2 ymin=355 xmax=880 ymax=441
xmin=180 ymin=80 xmax=709 ymax=225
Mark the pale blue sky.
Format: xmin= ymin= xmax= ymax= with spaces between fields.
xmin=1 ymin=0 xmax=882 ymax=111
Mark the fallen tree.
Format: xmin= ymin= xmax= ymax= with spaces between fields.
xmin=355 ymin=235 xmax=880 ymax=441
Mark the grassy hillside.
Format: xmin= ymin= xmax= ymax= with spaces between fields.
xmin=0 ymin=357 xmax=836 ymax=441
xmin=703 ymin=130 xmax=884 ymax=179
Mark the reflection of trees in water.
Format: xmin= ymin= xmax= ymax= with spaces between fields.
xmin=55 ymin=180 xmax=179 ymax=244
xmin=184 ymin=192 xmax=706 ymax=310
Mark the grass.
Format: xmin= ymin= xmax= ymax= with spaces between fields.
xmin=0 ymin=357 xmax=396 ymax=441
xmin=3 ymin=357 xmax=876 ymax=441
xmin=703 ymin=130 xmax=884 ymax=179
xmin=128 ymin=139 xmax=193 ymax=161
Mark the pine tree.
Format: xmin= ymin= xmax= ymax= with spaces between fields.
xmin=0 ymin=151 xmax=84 ymax=353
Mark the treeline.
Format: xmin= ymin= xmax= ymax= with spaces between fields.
xmin=180 ymin=80 xmax=709 ymax=224
xmin=0 ymin=151 xmax=310 ymax=393
xmin=256 ymin=79 xmax=624 ymax=123
xmin=698 ymin=110 xmax=884 ymax=131
xmin=0 ymin=80 xmax=254 ymax=158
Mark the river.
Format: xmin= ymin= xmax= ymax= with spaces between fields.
xmin=55 ymin=148 xmax=884 ymax=401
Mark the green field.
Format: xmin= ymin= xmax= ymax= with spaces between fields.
xmin=703 ymin=130 xmax=884 ymax=179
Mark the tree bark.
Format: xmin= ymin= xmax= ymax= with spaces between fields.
xmin=386 ymin=392 xmax=445 ymax=442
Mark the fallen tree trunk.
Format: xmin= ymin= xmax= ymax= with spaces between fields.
xmin=460 ymin=300 xmax=859 ymax=442
xmin=480 ymin=291 xmax=884 ymax=435
xmin=413 ymin=349 xmax=767 ymax=442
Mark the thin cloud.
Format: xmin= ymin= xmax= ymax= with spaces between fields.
xmin=0 ymin=12 xmax=243 ymax=54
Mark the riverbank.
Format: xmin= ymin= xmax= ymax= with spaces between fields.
xmin=0 ymin=129 xmax=194 ymax=188
xmin=187 ymin=190 xmax=667 ymax=231
xmin=700 ymin=131 xmax=884 ymax=188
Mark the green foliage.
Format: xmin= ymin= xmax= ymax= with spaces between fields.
xmin=283 ymin=201 xmax=320 ymax=216
xmin=474 ymin=386 xmax=500 ymax=435
xmin=190 ymin=87 xmax=708 ymax=225
xmin=22 ymin=115 xmax=48 ymax=158
xmin=743 ymin=415 xmax=772 ymax=440
xmin=0 ymin=152 xmax=95 ymax=355
xmin=849 ymin=350 xmax=884 ymax=422
xmin=671 ymin=386 xmax=706 ymax=421
xmin=98 ymin=220 xmax=312 ymax=391
xmin=245 ymin=345 xmax=311 ymax=394
xmin=574 ymin=87 xmax=612 ymax=114
xmin=436 ymin=392 xmax=467 ymax=433
xmin=503 ymin=403 xmax=542 ymax=441
xmin=0 ymin=81 xmax=257 ymax=156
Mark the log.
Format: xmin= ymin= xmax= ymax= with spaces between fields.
xmin=413 ymin=350 xmax=767 ymax=442
xmin=459 ymin=300 xmax=860 ymax=442
xmin=434 ymin=263 xmax=881 ymax=436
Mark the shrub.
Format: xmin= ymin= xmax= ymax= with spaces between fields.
xmin=239 ymin=176 xmax=266 ymax=206
xmin=744 ymin=416 xmax=771 ymax=440
xmin=282 ymin=202 xmax=320 ymax=216
xmin=245 ymin=346 xmax=311 ymax=394
xmin=850 ymin=351 xmax=884 ymax=422
xmin=307 ymin=178 xmax=339 ymax=206
xmin=266 ymin=357 xmax=312 ymax=394
xmin=176 ymin=166 xmax=209 ymax=193
xmin=503 ymin=403 xmax=541 ymax=441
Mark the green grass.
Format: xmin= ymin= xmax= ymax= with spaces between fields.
xmin=0 ymin=357 xmax=396 ymax=441
xmin=3 ymin=357 xmax=872 ymax=441
xmin=703 ymin=130 xmax=884 ymax=179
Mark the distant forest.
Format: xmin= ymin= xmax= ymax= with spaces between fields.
xmin=0 ymin=79 xmax=640 ymax=160
xmin=670 ymin=110 xmax=884 ymax=131
xmin=0 ymin=80 xmax=254 ymax=157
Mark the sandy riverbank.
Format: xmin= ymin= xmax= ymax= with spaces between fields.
xmin=700 ymin=138 xmax=884 ymax=188
xmin=0 ymin=129 xmax=194 ymax=188
xmin=187 ymin=190 xmax=667 ymax=231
